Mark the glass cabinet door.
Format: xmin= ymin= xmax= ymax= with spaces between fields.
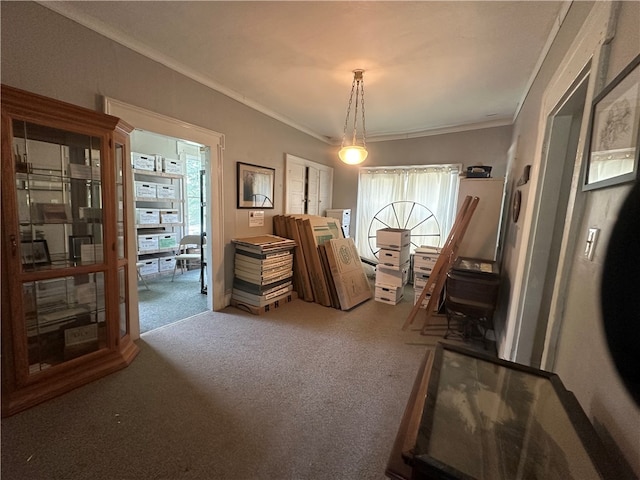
xmin=14 ymin=120 xmax=104 ymax=270
xmin=114 ymin=140 xmax=130 ymax=339
xmin=11 ymin=119 xmax=108 ymax=372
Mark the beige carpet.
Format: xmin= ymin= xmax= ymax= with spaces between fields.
xmin=1 ymin=289 xmax=460 ymax=480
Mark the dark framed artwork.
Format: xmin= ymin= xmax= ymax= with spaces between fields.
xmin=21 ymin=239 xmax=51 ymax=267
xmin=584 ymin=53 xmax=640 ymax=191
xmin=408 ymin=343 xmax=619 ymax=479
xmin=237 ymin=162 xmax=275 ymax=209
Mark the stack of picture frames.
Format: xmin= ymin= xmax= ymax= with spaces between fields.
xmin=273 ymin=214 xmax=372 ymax=311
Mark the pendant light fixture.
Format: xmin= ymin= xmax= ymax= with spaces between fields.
xmin=338 ymin=69 xmax=368 ymax=165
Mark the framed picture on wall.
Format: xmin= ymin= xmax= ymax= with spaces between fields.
xmin=584 ymin=53 xmax=640 ymax=191
xmin=237 ymin=162 xmax=275 ymax=209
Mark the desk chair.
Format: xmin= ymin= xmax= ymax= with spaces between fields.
xmin=172 ymin=234 xmax=205 ymax=282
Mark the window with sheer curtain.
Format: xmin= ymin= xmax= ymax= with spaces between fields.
xmin=355 ymin=165 xmax=461 ymax=260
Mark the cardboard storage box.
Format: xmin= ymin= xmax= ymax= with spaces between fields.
xmin=158 ymin=256 xmax=176 ymax=272
xmin=138 ymin=258 xmax=159 ymax=276
xmin=135 ymin=181 xmax=157 ymax=199
xmin=136 ymin=208 xmax=160 ymax=225
xmin=160 ymin=209 xmax=180 ymax=224
xmin=157 ymin=233 xmax=178 ymax=249
xmin=138 ymin=234 xmax=159 ymax=252
xmin=162 ymin=158 xmax=183 ymax=175
xmin=376 ymin=228 xmax=410 ymax=251
xmin=378 ymin=248 xmax=411 ymax=269
xmin=132 ymin=152 xmax=156 ymax=171
xmin=414 ymin=246 xmax=440 ymax=267
xmin=375 ymin=285 xmax=404 ymax=305
xmin=156 ymin=184 xmax=177 ymax=199
xmin=375 ymin=263 xmax=410 ymax=288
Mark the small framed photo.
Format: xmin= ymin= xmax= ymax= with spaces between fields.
xmin=68 ymin=235 xmax=93 ymax=264
xmin=237 ymin=162 xmax=275 ymax=209
xmin=584 ymin=53 xmax=640 ymax=191
xmin=21 ymin=239 xmax=51 ymax=267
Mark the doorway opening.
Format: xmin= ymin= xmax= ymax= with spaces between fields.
xmin=132 ymin=130 xmax=208 ymax=334
xmin=513 ymin=67 xmax=590 ymax=367
xmin=103 ymin=96 xmax=225 ymax=339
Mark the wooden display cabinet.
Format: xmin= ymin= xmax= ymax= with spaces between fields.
xmin=1 ymin=85 xmax=139 ymax=417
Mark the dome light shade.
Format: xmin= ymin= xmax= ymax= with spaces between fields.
xmin=339 ymin=69 xmax=368 ymax=165
xmin=338 ymin=145 xmax=368 ymax=165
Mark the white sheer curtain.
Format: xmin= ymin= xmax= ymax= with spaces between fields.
xmin=355 ymin=165 xmax=461 ymax=260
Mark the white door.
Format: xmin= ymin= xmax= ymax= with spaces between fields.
xmin=306 ymin=166 xmax=319 ymax=215
xmin=286 ymin=161 xmax=306 ymax=214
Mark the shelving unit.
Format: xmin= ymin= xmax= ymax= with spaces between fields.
xmin=132 ymin=153 xmax=185 ymax=278
xmin=1 ymin=84 xmax=139 ymax=416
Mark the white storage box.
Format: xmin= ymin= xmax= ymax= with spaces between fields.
xmin=414 ymin=263 xmax=436 ymax=276
xmin=138 ymin=258 xmax=159 ymax=276
xmin=132 ymin=152 xmax=156 ymax=171
xmin=138 ymin=234 xmax=159 ymax=252
xmin=135 ymin=181 xmax=157 ymax=199
xmin=376 ymin=228 xmax=411 ymax=251
xmin=414 ymin=273 xmax=430 ymax=291
xmin=158 ymin=256 xmax=176 ymax=272
xmin=378 ymin=248 xmax=411 ymax=269
xmin=136 ymin=208 xmax=160 ymax=225
xmin=157 ymin=233 xmax=178 ymax=249
xmin=414 ymin=291 xmax=432 ymax=309
xmin=162 ymin=158 xmax=183 ymax=175
xmin=160 ymin=209 xmax=180 ymax=224
xmin=375 ymin=284 xmax=403 ymax=302
xmin=414 ymin=246 xmax=440 ymax=269
xmin=375 ymin=263 xmax=410 ymax=288
xmin=326 ymin=209 xmax=351 ymax=226
xmin=156 ymin=184 xmax=177 ymax=200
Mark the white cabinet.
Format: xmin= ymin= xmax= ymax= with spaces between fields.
xmin=456 ymin=177 xmax=505 ymax=261
xmin=133 ymin=153 xmax=184 ymax=276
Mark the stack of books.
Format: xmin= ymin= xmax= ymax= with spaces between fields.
xmin=231 ymin=235 xmax=296 ymax=309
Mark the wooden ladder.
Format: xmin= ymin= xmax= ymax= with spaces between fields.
xmin=402 ymin=195 xmax=479 ymax=333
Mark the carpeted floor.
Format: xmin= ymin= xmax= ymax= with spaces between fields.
xmin=1 ymin=287 xmax=484 ymax=480
xmin=138 ymin=268 xmax=208 ymax=334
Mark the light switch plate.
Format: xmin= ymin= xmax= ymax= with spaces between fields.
xmin=585 ymin=227 xmax=599 ymax=260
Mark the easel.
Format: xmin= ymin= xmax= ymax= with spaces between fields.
xmin=402 ymin=195 xmax=479 ymax=334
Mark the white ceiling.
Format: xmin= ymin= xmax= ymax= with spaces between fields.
xmin=42 ymin=1 xmax=569 ymax=143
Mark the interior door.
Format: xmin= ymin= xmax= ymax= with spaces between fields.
xmin=285 ymin=161 xmax=306 ymax=214
xmin=306 ymin=166 xmax=319 ymax=215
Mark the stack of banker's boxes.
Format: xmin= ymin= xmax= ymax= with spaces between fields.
xmin=325 ymin=209 xmax=351 ymax=238
xmin=413 ymin=246 xmax=441 ymax=310
xmin=374 ymin=228 xmax=411 ymax=305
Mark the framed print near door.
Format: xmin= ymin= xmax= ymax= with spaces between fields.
xmin=237 ymin=162 xmax=275 ymax=209
xmin=584 ymin=53 xmax=640 ymax=191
